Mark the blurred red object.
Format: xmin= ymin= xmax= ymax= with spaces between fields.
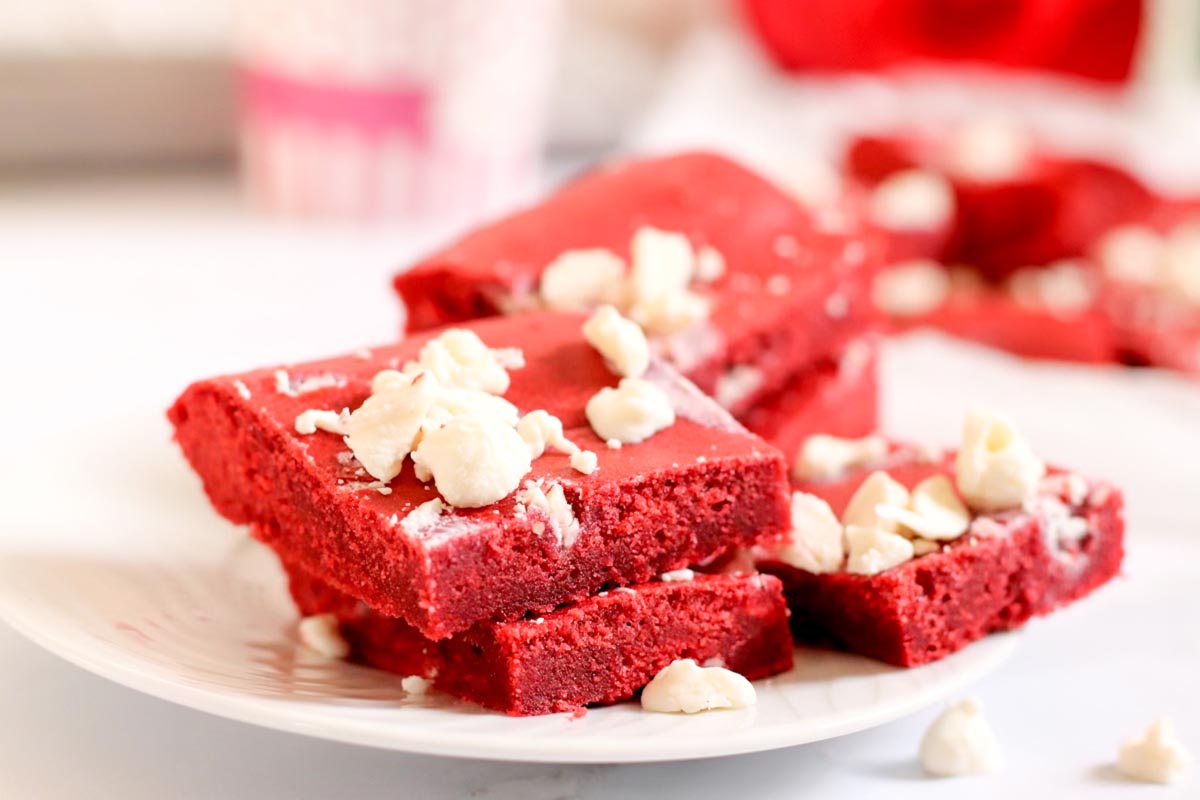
xmin=742 ymin=0 xmax=1144 ymax=82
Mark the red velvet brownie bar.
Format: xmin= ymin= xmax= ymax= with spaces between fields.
xmin=394 ymin=152 xmax=879 ymax=426
xmin=759 ymin=415 xmax=1124 ymax=666
xmin=170 ymin=312 xmax=791 ymax=639
xmin=283 ymin=554 xmax=794 ymax=716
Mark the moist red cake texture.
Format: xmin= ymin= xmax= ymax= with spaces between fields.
xmin=169 ymin=311 xmax=791 ymax=640
xmin=759 ymin=448 xmax=1125 ymax=667
xmin=283 ymin=553 xmax=794 ymax=716
xmin=393 ymin=152 xmax=880 ymax=424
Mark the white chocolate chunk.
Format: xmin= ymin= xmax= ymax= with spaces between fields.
xmin=842 ymin=471 xmax=911 ymax=531
xmin=298 ymin=614 xmax=349 ymax=659
xmin=919 ymin=698 xmax=1004 ymax=777
xmin=869 ymin=169 xmax=955 ymax=231
xmin=402 ymin=328 xmax=523 ymax=395
xmin=585 ymin=378 xmax=675 ymax=445
xmin=875 ymin=475 xmax=971 ymax=541
xmin=399 ymin=497 xmax=446 ymax=535
xmin=345 ymin=373 xmax=437 ymax=482
xmin=1007 ymin=260 xmax=1095 ymax=314
xmin=949 ymin=119 xmax=1030 ymax=182
xmin=955 ymin=409 xmax=1046 ymax=512
xmin=713 ymin=365 xmax=764 ymax=411
xmin=766 ymin=492 xmax=846 ymax=574
xmin=570 ymin=449 xmax=598 ymax=475
xmin=845 ymin=525 xmax=915 ymax=575
xmin=640 ymin=659 xmax=756 ymax=714
xmin=695 ymin=246 xmax=727 ymax=282
xmin=539 ymin=248 xmax=626 ymax=310
xmin=294 ymin=408 xmax=348 ymax=436
xmin=626 ymin=226 xmax=710 ymax=336
xmin=401 ymin=675 xmax=432 ymax=696
xmin=1094 ymin=224 xmax=1163 ymax=286
xmin=582 ymin=305 xmax=651 ymax=378
xmin=793 ymin=434 xmax=889 ymax=482
xmin=424 ymin=385 xmax=520 ymax=432
xmin=660 ymin=568 xmax=695 ymax=582
xmin=411 ymin=415 xmax=532 ymax=508
xmin=1118 ymin=718 xmax=1194 ymax=785
xmin=517 ymin=410 xmax=578 ymax=459
xmin=517 ymin=480 xmax=580 ymax=547
xmin=873 ymin=260 xmax=951 ymax=317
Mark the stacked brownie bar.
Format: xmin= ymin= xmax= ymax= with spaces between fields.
xmin=394 ymin=152 xmax=882 ymax=459
xmin=844 ymin=124 xmax=1200 ymax=374
xmin=170 ymin=311 xmax=796 ymax=714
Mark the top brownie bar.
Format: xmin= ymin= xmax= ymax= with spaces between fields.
xmin=169 ymin=311 xmax=791 ymax=640
xmin=394 ymin=152 xmax=878 ymax=418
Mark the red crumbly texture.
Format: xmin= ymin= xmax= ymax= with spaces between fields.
xmin=169 ymin=312 xmax=791 ymax=640
xmin=759 ymin=448 xmax=1125 ymax=667
xmin=740 ymin=337 xmax=879 ymax=460
xmin=394 ymin=152 xmax=880 ymax=418
xmin=283 ymin=554 xmax=795 ymax=716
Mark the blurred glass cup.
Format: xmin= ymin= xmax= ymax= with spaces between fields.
xmin=236 ymin=0 xmax=561 ymax=222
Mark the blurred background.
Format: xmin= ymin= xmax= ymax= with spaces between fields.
xmin=3 ymin=0 xmax=1199 ymax=229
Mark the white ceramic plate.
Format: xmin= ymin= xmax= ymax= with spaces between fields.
xmin=0 ymin=413 xmax=1017 ymax=764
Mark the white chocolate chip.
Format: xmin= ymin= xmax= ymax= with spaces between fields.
xmin=517 ymin=480 xmax=580 ymax=547
xmin=399 ymin=497 xmax=446 ymax=535
xmin=402 ymin=328 xmax=524 ymax=395
xmin=345 ymin=373 xmax=438 ymax=482
xmin=294 ymin=408 xmax=349 ymax=436
xmin=539 ymin=248 xmax=626 ymax=310
xmin=582 ymin=305 xmax=651 ymax=378
xmin=298 ymin=614 xmax=349 ymax=659
xmin=875 ymin=475 xmax=971 ymax=541
xmin=1117 ymin=718 xmax=1194 ymax=785
xmin=873 ymin=260 xmax=951 ymax=317
xmin=1007 ymin=260 xmax=1096 ymax=315
xmin=765 ymin=492 xmax=846 ymax=574
xmin=948 ymin=119 xmax=1030 ymax=182
xmin=955 ymin=409 xmax=1046 ymax=512
xmin=869 ymin=169 xmax=955 ymax=231
xmin=401 ymin=675 xmax=432 ymax=696
xmin=660 ymin=568 xmax=695 ymax=582
xmin=517 ymin=410 xmax=578 ymax=459
xmin=626 ymin=226 xmax=710 ymax=336
xmin=713 ymin=365 xmax=764 ymax=411
xmin=585 ymin=378 xmax=675 ymax=445
xmin=640 ymin=659 xmax=756 ymax=714
xmin=411 ymin=415 xmax=532 ymax=508
xmin=794 ymin=434 xmax=889 ymax=482
xmin=1094 ymin=224 xmax=1163 ymax=286
xmin=842 ymin=471 xmax=911 ymax=532
xmin=845 ymin=524 xmax=915 ymax=575
xmin=570 ymin=449 xmax=598 ymax=475
xmin=919 ymin=698 xmax=1004 ymax=777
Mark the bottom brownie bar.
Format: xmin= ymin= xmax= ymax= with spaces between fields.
xmin=758 ymin=419 xmax=1124 ymax=667
xmin=281 ymin=551 xmax=794 ymax=716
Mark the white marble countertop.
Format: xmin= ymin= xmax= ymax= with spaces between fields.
xmin=0 ymin=172 xmax=1196 ymax=799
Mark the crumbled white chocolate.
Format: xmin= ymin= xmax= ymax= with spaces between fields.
xmin=660 ymin=568 xmax=695 ymax=582
xmin=875 ymin=475 xmax=971 ymax=541
xmin=695 ymin=246 xmax=727 ymax=282
xmin=274 ymin=369 xmax=293 ymax=396
xmin=401 ymin=675 xmax=432 ymax=696
xmin=516 ymin=410 xmax=577 ymax=459
xmin=1007 ymin=260 xmax=1096 ymax=315
xmin=402 ymin=329 xmax=524 ymax=395
xmin=517 ymin=480 xmax=580 ymax=547
xmin=570 ymin=449 xmax=598 ymax=475
xmin=1039 ymin=472 xmax=1089 ymax=507
xmin=794 ymin=434 xmax=889 ymax=482
xmin=345 ymin=373 xmax=437 ymax=482
xmin=842 ymin=471 xmax=911 ymax=532
xmin=1117 ymin=718 xmax=1194 ymax=785
xmin=539 ymin=248 xmax=626 ymax=310
xmin=955 ymin=408 xmax=1046 ymax=512
xmin=294 ymin=408 xmax=348 ymax=436
xmin=626 ymin=227 xmax=711 ymax=336
xmin=298 ymin=614 xmax=349 ymax=659
xmin=582 ymin=305 xmax=651 ymax=378
xmin=232 ymin=379 xmax=251 ymax=400
xmin=640 ymin=659 xmax=756 ymax=714
xmin=1095 ymin=224 xmax=1163 ymax=286
xmin=292 ymin=373 xmax=345 ymax=395
xmin=845 ymin=524 xmax=915 ymax=575
xmin=869 ymin=169 xmax=955 ymax=231
xmin=765 ymin=492 xmax=846 ymax=574
xmin=400 ymin=497 xmax=446 ymax=535
xmin=412 ymin=415 xmax=532 ymax=508
xmin=714 ymin=365 xmax=764 ymax=411
xmin=873 ymin=260 xmax=951 ymax=317
xmin=919 ymin=698 xmax=1004 ymax=777
xmin=948 ymin=119 xmax=1030 ymax=182
xmin=585 ymin=378 xmax=676 ymax=445
xmin=424 ymin=384 xmax=520 ymax=431
xmin=1026 ymin=495 xmax=1090 ymax=546
xmin=606 ymin=438 xmax=622 ymax=450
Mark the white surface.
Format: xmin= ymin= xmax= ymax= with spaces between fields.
xmin=1 ymin=173 xmax=1198 ymax=796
